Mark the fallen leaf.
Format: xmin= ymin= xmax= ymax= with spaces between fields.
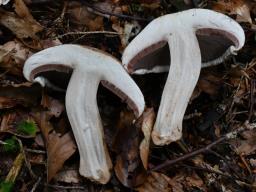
xmin=40 ymin=39 xmax=62 ymax=49
xmin=47 ymin=131 xmax=76 ymax=182
xmin=136 ymin=172 xmax=184 ymax=192
xmin=230 ymin=129 xmax=256 ymax=155
xmin=0 ymin=84 xmax=41 ymax=108
xmin=212 ymin=0 xmax=252 ymax=23
xmin=67 ymin=1 xmax=104 ymax=31
xmin=0 ymin=97 xmax=18 ymax=109
xmin=41 ymin=93 xmax=65 ymax=118
xmin=89 ymin=1 xmax=123 ymax=19
xmin=198 ymin=71 xmax=223 ymax=96
xmin=32 ymin=111 xmax=53 ymax=142
xmin=0 ymin=41 xmax=31 ymax=76
xmin=0 ymin=7 xmax=42 ymax=39
xmin=112 ymin=21 xmax=141 ymax=49
xmin=55 ymin=168 xmax=81 ymax=183
xmin=113 ymin=111 xmax=147 ymax=187
xmin=139 ymin=108 xmax=155 ymax=169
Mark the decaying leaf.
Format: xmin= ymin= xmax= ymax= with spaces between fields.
xmin=113 ymin=111 xmax=147 ymax=187
xmin=67 ymin=1 xmax=104 ymax=31
xmin=139 ymin=108 xmax=155 ymax=170
xmin=198 ymin=71 xmax=223 ymax=96
xmin=0 ymin=41 xmax=31 ymax=76
xmin=47 ymin=131 xmax=76 ymax=182
xmin=0 ymin=0 xmax=42 ymax=39
xmin=41 ymin=93 xmax=65 ymax=118
xmin=55 ymin=168 xmax=81 ymax=183
xmin=0 ymin=84 xmax=41 ymax=108
xmin=112 ymin=21 xmax=141 ymax=49
xmin=212 ymin=0 xmax=252 ymax=23
xmin=136 ymin=172 xmax=183 ymax=192
xmin=0 ymin=97 xmax=18 ymax=109
xmin=230 ymin=129 xmax=256 ymax=155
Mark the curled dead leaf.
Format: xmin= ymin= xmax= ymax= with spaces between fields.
xmin=47 ymin=131 xmax=76 ymax=182
xmin=113 ymin=111 xmax=147 ymax=187
xmin=139 ymin=108 xmax=155 ymax=170
xmin=0 ymin=0 xmax=42 ymax=39
xmin=0 ymin=41 xmax=31 ymax=76
xmin=212 ymin=0 xmax=252 ymax=23
xmin=136 ymin=172 xmax=184 ymax=192
xmin=67 ymin=1 xmax=104 ymax=31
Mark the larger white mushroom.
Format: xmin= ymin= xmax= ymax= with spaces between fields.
xmin=122 ymin=9 xmax=245 ymax=145
xmin=23 ymin=44 xmax=145 ymax=184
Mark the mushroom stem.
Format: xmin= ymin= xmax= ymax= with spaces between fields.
xmin=152 ymin=31 xmax=201 ymax=145
xmin=66 ymin=67 xmax=112 ymax=184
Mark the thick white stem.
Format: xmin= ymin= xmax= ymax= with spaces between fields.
xmin=152 ymin=31 xmax=201 ymax=145
xmin=65 ymin=67 xmax=112 ymax=184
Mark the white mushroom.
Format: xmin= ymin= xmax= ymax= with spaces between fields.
xmin=122 ymin=9 xmax=245 ymax=145
xmin=23 ymin=44 xmax=145 ymax=184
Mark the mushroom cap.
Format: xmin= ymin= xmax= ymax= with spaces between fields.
xmin=23 ymin=44 xmax=145 ymax=116
xmin=122 ymin=8 xmax=245 ymax=74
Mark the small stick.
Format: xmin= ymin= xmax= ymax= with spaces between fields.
xmin=57 ymin=31 xmax=120 ymax=39
xmin=81 ymin=0 xmax=150 ymax=22
xmin=30 ymin=177 xmax=41 ymax=192
xmin=151 ymin=122 xmax=256 ymax=171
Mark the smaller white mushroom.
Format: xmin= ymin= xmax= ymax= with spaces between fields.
xmin=23 ymin=44 xmax=145 ymax=184
xmin=122 ymin=9 xmax=245 ymax=145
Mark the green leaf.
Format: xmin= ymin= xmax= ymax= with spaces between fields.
xmin=0 ymin=181 xmax=14 ymax=192
xmin=17 ymin=120 xmax=37 ymax=136
xmin=3 ymin=137 xmax=19 ymax=153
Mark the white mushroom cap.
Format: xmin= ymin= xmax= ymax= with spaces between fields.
xmin=23 ymin=44 xmax=145 ymax=183
xmin=122 ymin=9 xmax=245 ymax=145
xmin=122 ymin=8 xmax=245 ymax=74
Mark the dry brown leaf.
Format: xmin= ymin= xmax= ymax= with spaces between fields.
xmin=90 ymin=1 xmax=123 ymax=18
xmin=55 ymin=169 xmax=81 ymax=183
xmin=139 ymin=108 xmax=155 ymax=170
xmin=40 ymin=39 xmax=62 ymax=49
xmin=0 ymin=6 xmax=42 ymax=39
xmin=185 ymin=172 xmax=205 ymax=190
xmin=0 ymin=41 xmax=31 ymax=76
xmin=113 ymin=111 xmax=147 ymax=187
xmin=212 ymin=0 xmax=252 ymax=23
xmin=230 ymin=129 xmax=256 ymax=155
xmin=136 ymin=172 xmax=184 ymax=192
xmin=198 ymin=72 xmax=223 ymax=96
xmin=32 ymin=111 xmax=54 ymax=142
xmin=47 ymin=131 xmax=76 ymax=182
xmin=0 ymin=84 xmax=41 ymax=107
xmin=41 ymin=93 xmax=65 ymax=118
xmin=0 ymin=96 xmax=18 ymax=109
xmin=112 ymin=21 xmax=141 ymax=49
xmin=67 ymin=1 xmax=104 ymax=31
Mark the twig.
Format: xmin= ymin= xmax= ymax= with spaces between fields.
xmin=248 ymin=79 xmax=255 ymax=121
xmin=30 ymin=177 xmax=41 ymax=192
xmin=208 ymin=149 xmax=242 ymax=180
xmin=151 ymin=121 xmax=256 ymax=171
xmin=45 ymin=184 xmax=86 ymax=190
xmin=18 ymin=140 xmax=37 ymax=179
xmin=57 ymin=31 xmax=120 ymax=39
xmin=182 ymin=164 xmax=256 ymax=188
xmin=25 ymin=148 xmax=46 ymax=154
xmin=81 ymin=0 xmax=151 ymax=22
